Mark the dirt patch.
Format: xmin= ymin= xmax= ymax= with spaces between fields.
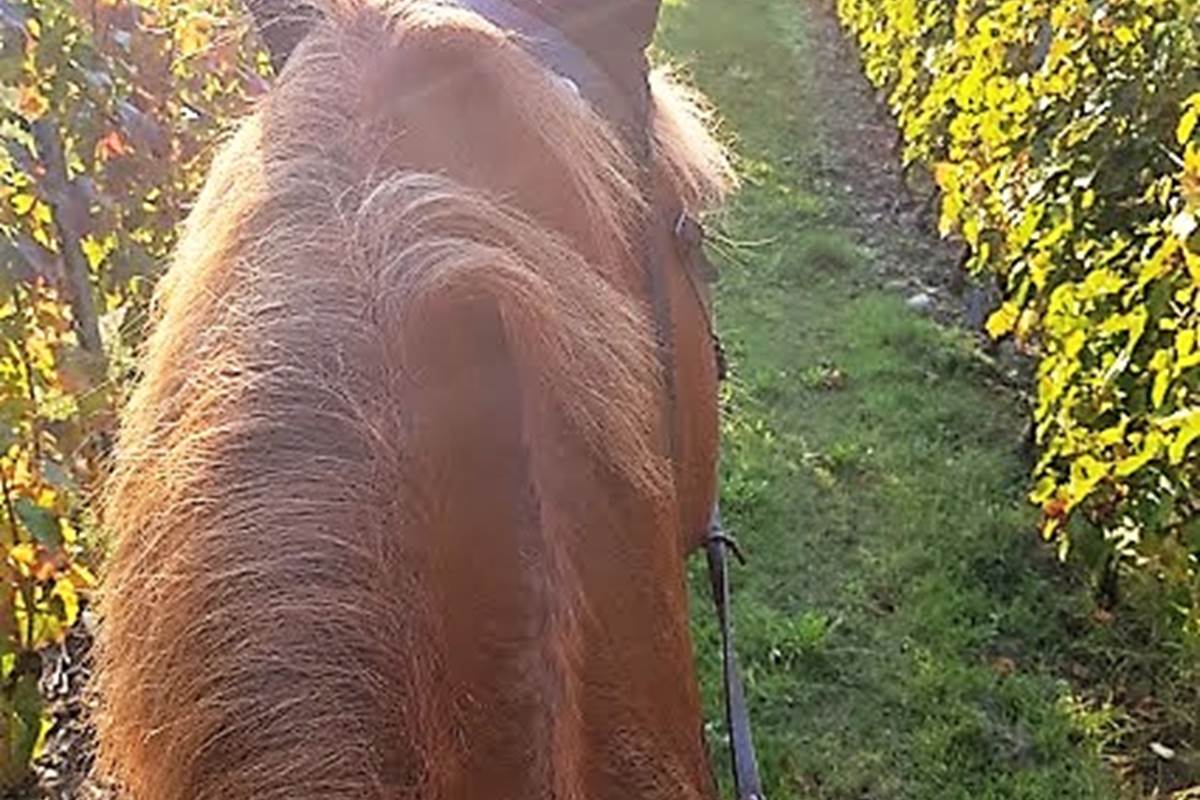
xmin=798 ymin=0 xmax=1004 ymax=330
xmin=798 ymin=0 xmax=1036 ymax=403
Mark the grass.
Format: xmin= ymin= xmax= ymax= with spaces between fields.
xmin=656 ymin=0 xmax=1130 ymax=797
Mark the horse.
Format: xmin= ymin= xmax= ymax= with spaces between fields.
xmin=94 ymin=1 xmax=735 ymax=797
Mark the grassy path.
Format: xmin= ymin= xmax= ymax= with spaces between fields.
xmin=659 ymin=1 xmax=1125 ymax=797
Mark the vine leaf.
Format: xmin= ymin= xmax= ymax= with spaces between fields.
xmin=12 ymin=499 xmax=60 ymax=550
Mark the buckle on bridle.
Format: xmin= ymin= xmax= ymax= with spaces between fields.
xmin=674 ymin=211 xmax=719 ymax=284
xmin=706 ymin=530 xmax=747 ymax=565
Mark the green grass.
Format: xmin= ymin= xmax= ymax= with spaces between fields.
xmin=658 ymin=0 xmax=1126 ymax=797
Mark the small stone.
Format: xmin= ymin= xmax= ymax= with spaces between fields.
xmin=906 ymin=292 xmax=935 ymax=314
xmin=1150 ymin=742 xmax=1176 ymax=761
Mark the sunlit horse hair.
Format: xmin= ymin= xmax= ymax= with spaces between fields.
xmin=95 ymin=2 xmax=733 ymax=798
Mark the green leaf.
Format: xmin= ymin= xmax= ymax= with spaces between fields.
xmin=12 ymin=500 xmax=60 ymax=549
xmin=10 ymin=671 xmax=43 ymax=770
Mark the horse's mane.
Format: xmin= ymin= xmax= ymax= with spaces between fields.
xmin=95 ymin=2 xmax=732 ymax=798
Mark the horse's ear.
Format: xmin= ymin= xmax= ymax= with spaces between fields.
xmin=245 ymin=0 xmax=320 ymax=74
xmin=546 ymin=0 xmax=662 ymax=66
xmin=625 ymin=0 xmax=663 ymax=53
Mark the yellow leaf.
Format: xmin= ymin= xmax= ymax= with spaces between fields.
xmin=31 ymin=199 xmax=51 ymax=227
xmin=177 ymin=16 xmax=213 ymax=58
xmin=1079 ymin=268 xmax=1124 ymax=299
xmin=1095 ymin=422 xmax=1126 ymax=447
xmin=1064 ymin=329 xmax=1087 ymax=358
xmin=1016 ymin=307 xmax=1040 ymax=340
xmin=26 ymin=337 xmax=55 ymax=375
xmin=10 ymin=193 xmax=35 ymax=216
xmin=933 ymin=161 xmax=957 ymax=191
xmin=1179 ymin=326 xmax=1200 ymax=370
xmin=8 ymin=543 xmax=36 ymax=568
xmin=1165 ymin=408 xmax=1200 ymax=464
xmin=1041 ymin=514 xmax=1063 ymax=541
xmin=1030 ymin=475 xmax=1058 ymax=504
xmin=1100 ymin=312 xmax=1136 ymax=336
xmin=1140 ymin=237 xmax=1179 ymax=287
xmin=1012 ymin=203 xmax=1046 ymax=250
xmin=1150 ymin=349 xmax=1173 ymax=408
xmin=80 ymin=234 xmax=116 ymax=271
xmin=52 ymin=580 xmax=79 ymax=629
xmin=1116 ymin=432 xmax=1164 ymax=477
xmin=1179 ymin=103 xmax=1200 ymax=147
xmin=1030 ymin=251 xmax=1051 ymax=290
xmin=1067 ymin=454 xmax=1109 ymax=505
xmin=986 ymin=302 xmax=1020 ymax=339
xmin=963 ymin=215 xmax=981 ymax=248
xmin=1177 ymin=328 xmax=1197 ymax=361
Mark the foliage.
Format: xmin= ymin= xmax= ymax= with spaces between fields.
xmin=0 ymin=0 xmax=261 ymax=785
xmin=834 ymin=0 xmax=1200 ymax=628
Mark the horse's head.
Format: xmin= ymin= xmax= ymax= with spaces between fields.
xmin=240 ymin=0 xmax=734 ymax=551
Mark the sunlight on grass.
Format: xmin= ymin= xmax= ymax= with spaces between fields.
xmin=659 ymin=0 xmax=1127 ymax=797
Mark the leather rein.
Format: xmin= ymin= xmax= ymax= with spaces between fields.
xmin=450 ymin=2 xmax=765 ymax=797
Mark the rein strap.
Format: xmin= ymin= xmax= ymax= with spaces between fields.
xmin=706 ymin=505 xmax=765 ymax=800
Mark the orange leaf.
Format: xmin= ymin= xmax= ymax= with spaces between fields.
xmin=32 ymin=551 xmax=58 ymax=582
xmin=17 ymin=85 xmax=49 ymax=121
xmin=1043 ymin=498 xmax=1067 ymax=519
xmin=67 ymin=562 xmax=97 ymax=590
xmin=96 ymin=130 xmax=129 ymax=160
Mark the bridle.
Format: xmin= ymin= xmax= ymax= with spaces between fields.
xmin=447 ymin=2 xmax=766 ymax=798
